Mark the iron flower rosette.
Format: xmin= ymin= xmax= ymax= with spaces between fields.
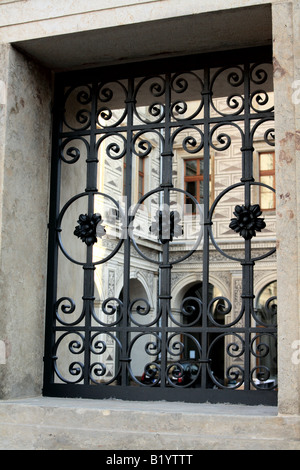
xmin=229 ymin=204 xmax=266 ymax=240
xmin=74 ymin=213 xmax=106 ymax=246
xmin=150 ymin=209 xmax=183 ymax=244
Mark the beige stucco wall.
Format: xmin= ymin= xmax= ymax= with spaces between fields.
xmin=0 ymin=0 xmax=299 ymax=415
xmin=0 ymin=43 xmax=52 ymax=397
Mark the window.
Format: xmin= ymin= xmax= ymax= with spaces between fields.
xmin=123 ymin=155 xmax=146 ymax=203
xmin=184 ymin=158 xmax=203 ymax=213
xmin=259 ymin=151 xmax=275 ymax=211
xmin=184 ymin=157 xmax=212 ymax=212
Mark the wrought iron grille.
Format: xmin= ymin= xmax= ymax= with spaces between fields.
xmin=43 ymin=48 xmax=277 ymax=405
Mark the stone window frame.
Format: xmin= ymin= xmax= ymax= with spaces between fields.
xmin=0 ymin=2 xmax=298 ymax=416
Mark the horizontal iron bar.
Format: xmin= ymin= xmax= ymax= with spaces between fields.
xmin=58 ymin=111 xmax=274 ymax=139
xmin=53 ymin=326 xmax=277 ymax=333
xmin=43 ymin=383 xmax=278 ymax=407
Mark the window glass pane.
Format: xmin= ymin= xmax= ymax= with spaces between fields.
xmin=186 ymin=180 xmax=196 ymax=197
xmin=185 ymin=160 xmax=197 ymax=176
xmin=260 ymin=175 xmax=274 ymax=209
xmin=260 ymin=175 xmax=274 ymax=189
xmin=186 ymin=181 xmax=196 ymax=213
xmin=260 ymin=152 xmax=274 ymax=171
xmin=261 ymin=193 xmax=274 ymax=210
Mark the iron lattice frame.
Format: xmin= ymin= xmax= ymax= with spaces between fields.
xmin=43 ymin=47 xmax=277 ymax=405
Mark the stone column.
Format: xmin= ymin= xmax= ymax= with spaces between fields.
xmin=272 ymin=0 xmax=300 ymax=415
xmin=0 ymin=45 xmax=52 ymax=399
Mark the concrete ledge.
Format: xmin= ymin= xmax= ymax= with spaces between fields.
xmin=0 ymin=397 xmax=299 ymax=450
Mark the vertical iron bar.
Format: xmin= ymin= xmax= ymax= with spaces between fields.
xmin=120 ymin=77 xmax=134 ymax=385
xmin=242 ymin=61 xmax=254 ymax=391
xmin=201 ymin=65 xmax=211 ymax=389
xmin=83 ymin=81 xmax=98 ymax=385
xmin=159 ymin=72 xmax=173 ymax=388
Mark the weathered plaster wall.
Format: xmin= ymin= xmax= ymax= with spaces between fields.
xmin=0 ymin=45 xmax=52 ymax=398
xmin=0 ymin=44 xmax=9 ymax=256
xmin=0 ymin=44 xmax=10 ymax=373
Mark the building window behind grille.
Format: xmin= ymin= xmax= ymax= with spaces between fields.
xmin=184 ymin=157 xmax=212 ymax=212
xmin=259 ymin=151 xmax=275 ymax=211
xmin=123 ymin=155 xmax=146 ymax=202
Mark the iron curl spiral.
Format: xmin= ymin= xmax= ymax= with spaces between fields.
xmin=226 ymin=335 xmax=245 ymax=358
xmin=68 ymin=362 xmax=84 ymax=379
xmin=208 ymin=296 xmax=232 ymax=326
xmin=53 ymin=332 xmax=85 ymax=383
xmin=250 ymin=366 xmax=276 ymax=390
xmin=89 ymin=362 xmax=107 ymax=381
xmin=129 ymin=298 xmax=151 ymax=316
xmin=264 ymin=128 xmax=275 ymax=146
xmin=97 ymin=133 xmax=127 ymax=160
xmin=128 ymin=297 xmax=156 ymax=326
xmin=225 ymin=365 xmax=244 ymax=389
xmin=250 ymin=63 xmax=269 ymax=85
xmin=179 ymin=296 xmax=202 ymax=326
xmin=253 ymin=296 xmax=277 ymax=327
xmin=63 ymin=85 xmax=92 ymax=131
xmin=55 ymin=296 xmax=75 ymax=315
xmin=90 ymin=336 xmax=107 ymax=355
xmin=53 ymin=359 xmax=84 ymax=384
xmin=250 ymin=89 xmax=273 ymax=113
xmin=265 ymin=296 xmax=277 ymax=318
xmin=207 ymin=332 xmax=245 ymax=389
xmin=167 ymin=336 xmax=185 ymax=357
xmin=207 ymin=333 xmax=245 ymax=387
xmin=145 ymin=337 xmax=161 ymax=356
xmin=227 ymin=67 xmax=244 ymax=87
xmin=61 ymin=146 xmax=80 ymax=164
xmin=171 ymin=126 xmax=204 ymax=154
xmin=251 ymin=335 xmax=270 ymax=359
xmin=60 ymin=137 xmax=89 ymax=164
xmin=68 ymin=337 xmax=85 ymax=355
xmin=171 ymin=75 xmax=189 ymax=94
xmin=210 ymin=66 xmax=245 ymax=116
xmin=96 ymin=297 xmax=123 ymax=326
xmin=133 ymin=75 xmax=166 ymax=124
xmin=209 ymin=122 xmax=243 ymax=151
xmin=142 ymin=362 xmax=161 ymax=387
xmin=170 ymin=71 xmax=204 ymax=120
xmin=55 ymin=297 xmax=85 ymax=326
xmin=97 ymin=80 xmax=128 ymax=127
